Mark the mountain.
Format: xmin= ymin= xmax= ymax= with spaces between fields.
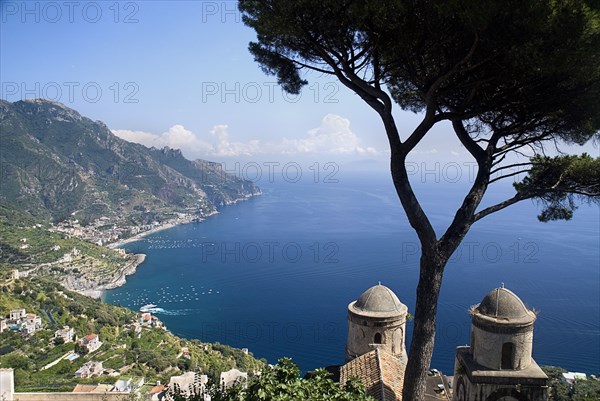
xmin=0 ymin=99 xmax=260 ymax=224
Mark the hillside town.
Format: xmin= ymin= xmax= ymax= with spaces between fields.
xmin=0 ymin=300 xmax=252 ymax=401
xmin=50 ymin=214 xmax=199 ymax=248
xmin=1 ymin=365 xmax=248 ymax=400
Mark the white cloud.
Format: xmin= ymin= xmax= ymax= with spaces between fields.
xmin=280 ymin=114 xmax=378 ymax=155
xmin=112 ymin=114 xmax=380 ymax=159
xmin=162 ymin=125 xmax=213 ymax=153
xmin=111 ymin=128 xmax=162 ymax=146
xmin=113 ymin=124 xmax=213 ymax=155
xmin=210 ymin=125 xmax=260 ymax=157
xmin=413 ymin=148 xmax=438 ymax=155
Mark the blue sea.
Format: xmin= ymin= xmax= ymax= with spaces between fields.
xmin=104 ymin=169 xmax=600 ymax=375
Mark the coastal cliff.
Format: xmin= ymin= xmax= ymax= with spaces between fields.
xmin=0 ymin=99 xmax=260 ymax=296
xmin=0 ymin=99 xmax=261 ymax=225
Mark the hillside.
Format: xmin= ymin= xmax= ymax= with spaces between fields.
xmin=0 ymin=99 xmax=260 ymax=224
xmin=0 ymin=204 xmax=143 ymax=293
xmin=0 ymin=99 xmax=261 ymax=293
xmin=0 ymin=277 xmax=264 ymax=392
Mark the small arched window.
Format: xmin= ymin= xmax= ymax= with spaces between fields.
xmin=374 ymin=333 xmax=382 ymax=344
xmin=501 ymin=342 xmax=515 ymax=369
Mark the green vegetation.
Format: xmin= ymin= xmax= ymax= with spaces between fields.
xmin=543 ymin=366 xmax=600 ymax=401
xmin=0 ymin=277 xmax=264 ymax=392
xmin=515 ymin=154 xmax=600 ymax=222
xmin=0 ymin=205 xmax=121 ymax=267
xmin=211 ymin=358 xmax=374 ymax=401
xmin=0 ymin=204 xmax=137 ymax=294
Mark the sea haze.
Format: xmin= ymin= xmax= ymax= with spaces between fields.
xmin=104 ymin=170 xmax=600 ymax=374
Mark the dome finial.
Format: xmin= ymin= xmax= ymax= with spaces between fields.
xmin=501 ymin=282 xmax=505 ymax=288
xmin=378 ymin=281 xmax=381 ymax=286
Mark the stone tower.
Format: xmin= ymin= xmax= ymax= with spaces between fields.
xmin=345 ymin=284 xmax=408 ymax=364
xmin=453 ymin=286 xmax=548 ymax=401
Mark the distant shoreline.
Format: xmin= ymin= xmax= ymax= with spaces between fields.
xmin=107 ymin=222 xmax=183 ymax=249
xmin=89 ymin=195 xmax=258 ymax=299
xmin=106 ymin=210 xmax=223 ymax=249
xmin=103 ymin=192 xmax=267 ymax=251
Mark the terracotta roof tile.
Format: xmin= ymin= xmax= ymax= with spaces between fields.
xmin=149 ymin=384 xmax=165 ymax=394
xmin=340 ymin=348 xmax=406 ymax=401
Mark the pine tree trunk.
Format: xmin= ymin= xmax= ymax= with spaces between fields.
xmin=401 ymin=251 xmax=446 ymax=401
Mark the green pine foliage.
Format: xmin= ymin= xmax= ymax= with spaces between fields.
xmin=514 ymin=154 xmax=600 ymax=222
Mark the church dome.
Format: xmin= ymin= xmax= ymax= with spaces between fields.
xmin=474 ymin=286 xmax=536 ymax=324
xmin=349 ymin=284 xmax=407 ymax=317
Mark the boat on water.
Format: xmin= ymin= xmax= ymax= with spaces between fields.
xmin=140 ymin=304 xmax=157 ymax=312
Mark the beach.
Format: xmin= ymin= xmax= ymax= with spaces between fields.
xmin=105 ymin=210 xmax=225 ymax=249
xmin=106 ymin=222 xmax=185 ymax=249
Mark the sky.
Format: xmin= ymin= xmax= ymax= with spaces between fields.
xmin=1 ymin=0 xmax=597 ymax=170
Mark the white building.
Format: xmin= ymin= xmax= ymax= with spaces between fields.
xmin=113 ymin=378 xmax=132 ymax=393
xmin=80 ymin=333 xmax=102 ymax=352
xmin=113 ymin=377 xmax=144 ymax=393
xmin=25 ymin=314 xmax=42 ymax=327
xmin=21 ymin=314 xmax=42 ymax=335
xmin=54 ymin=326 xmax=75 ymax=343
xmin=9 ymin=309 xmax=26 ymax=321
xmin=74 ymin=361 xmax=103 ymax=378
xmin=220 ymin=368 xmax=248 ymax=389
xmin=562 ymin=372 xmax=587 ymax=384
xmin=167 ymin=372 xmax=209 ymax=400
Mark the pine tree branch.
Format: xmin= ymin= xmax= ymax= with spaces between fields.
xmin=474 ymin=193 xmax=529 ymax=222
xmin=489 ymin=169 xmax=532 ymax=184
xmin=490 ymin=162 xmax=532 ymax=175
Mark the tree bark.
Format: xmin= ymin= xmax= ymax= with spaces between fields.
xmin=393 ymin=119 xmax=491 ymax=401
xmin=401 ymin=249 xmax=446 ymax=401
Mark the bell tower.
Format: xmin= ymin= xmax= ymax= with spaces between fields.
xmin=453 ymin=286 xmax=548 ymax=401
xmin=345 ymin=283 xmax=408 ymax=365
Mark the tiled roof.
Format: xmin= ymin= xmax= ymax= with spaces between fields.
xmin=149 ymin=384 xmax=166 ymax=394
xmin=340 ymin=348 xmax=406 ymax=401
